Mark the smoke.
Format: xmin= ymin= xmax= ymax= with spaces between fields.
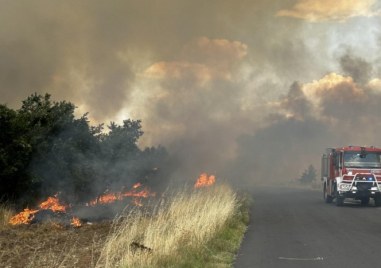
xmin=2 ymin=0 xmax=381 ymax=189
xmin=229 ymin=69 xmax=381 ymax=186
xmin=339 ymin=53 xmax=373 ymax=85
xmin=276 ymin=0 xmax=379 ymax=22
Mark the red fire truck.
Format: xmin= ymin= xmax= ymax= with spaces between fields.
xmin=322 ymin=146 xmax=381 ymax=206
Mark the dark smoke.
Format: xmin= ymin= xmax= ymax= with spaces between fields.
xmin=280 ymin=81 xmax=312 ymax=118
xmin=2 ymin=0 xmax=381 ymax=191
xmin=340 ymin=53 xmax=373 ymax=85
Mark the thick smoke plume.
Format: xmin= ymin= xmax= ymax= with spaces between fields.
xmin=2 ymin=1 xmax=381 ymax=189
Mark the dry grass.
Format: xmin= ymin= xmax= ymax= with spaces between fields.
xmin=96 ymin=184 xmax=238 ymax=267
xmin=0 ymin=184 xmax=247 ymax=267
xmin=0 ymin=204 xmax=108 ymax=268
xmin=0 ymin=222 xmax=111 ymax=268
xmin=0 ymin=204 xmax=14 ymax=229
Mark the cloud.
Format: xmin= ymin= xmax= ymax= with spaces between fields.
xmin=143 ymin=37 xmax=248 ymax=83
xmin=302 ymin=73 xmax=369 ymax=120
xmin=144 ymin=61 xmax=215 ymax=83
xmin=368 ymin=78 xmax=381 ymax=92
xmin=277 ymin=0 xmax=379 ymax=22
xmin=302 ymin=73 xmax=363 ymax=102
xmin=300 ymin=71 xmax=381 ymax=126
xmin=182 ymin=37 xmax=248 ymax=66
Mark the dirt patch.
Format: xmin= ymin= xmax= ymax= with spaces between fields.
xmin=0 ymin=222 xmax=111 ymax=268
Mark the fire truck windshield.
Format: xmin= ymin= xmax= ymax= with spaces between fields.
xmin=344 ymin=152 xmax=381 ymax=168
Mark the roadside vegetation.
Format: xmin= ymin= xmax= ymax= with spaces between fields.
xmin=292 ymin=164 xmax=320 ymax=189
xmin=96 ymin=184 xmax=248 ymax=268
xmin=1 ymin=94 xmax=249 ymax=267
xmin=297 ymin=164 xmax=317 ymax=185
xmin=0 ymin=184 xmax=249 ymax=267
xmin=0 ymin=93 xmax=169 ymax=206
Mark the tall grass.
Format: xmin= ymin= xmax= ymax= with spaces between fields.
xmin=96 ymin=184 xmax=238 ymax=267
xmin=0 ymin=204 xmax=13 ymax=228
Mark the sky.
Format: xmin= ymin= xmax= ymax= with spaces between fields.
xmin=1 ymin=0 xmax=381 ymax=184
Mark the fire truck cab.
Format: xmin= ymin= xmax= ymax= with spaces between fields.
xmin=322 ymin=146 xmax=381 ymax=206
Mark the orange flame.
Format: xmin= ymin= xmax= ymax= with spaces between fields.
xmin=194 ymin=173 xmax=216 ymax=188
xmin=9 ymin=182 xmax=156 ymax=226
xmin=70 ymin=216 xmax=82 ymax=227
xmin=9 ymin=194 xmax=67 ymax=225
xmin=87 ymin=183 xmax=156 ymax=206
xmin=39 ymin=195 xmax=67 ymax=212
xmin=88 ymin=192 xmax=121 ymax=206
xmin=133 ymin=182 xmax=142 ymax=189
xmin=8 ymin=208 xmax=39 ymax=225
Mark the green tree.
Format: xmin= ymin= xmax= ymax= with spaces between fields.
xmin=0 ymin=93 xmax=170 ymax=205
xmin=97 ymin=120 xmax=144 ymax=190
xmin=18 ymin=94 xmax=101 ymax=201
xmin=0 ymin=104 xmax=32 ymax=201
xmin=298 ymin=164 xmax=317 ymax=184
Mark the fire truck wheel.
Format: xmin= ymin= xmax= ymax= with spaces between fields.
xmin=336 ymin=197 xmax=344 ymax=206
xmin=375 ymin=196 xmax=381 ymax=207
xmin=360 ymin=197 xmax=370 ymax=206
xmin=323 ymin=185 xmax=333 ymax=203
xmin=333 ymin=184 xmax=344 ymax=206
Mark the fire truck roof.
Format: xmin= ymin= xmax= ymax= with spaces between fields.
xmin=335 ymin=146 xmax=381 ymax=152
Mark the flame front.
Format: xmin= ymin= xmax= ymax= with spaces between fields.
xmin=194 ymin=173 xmax=216 ymax=188
xmin=9 ymin=182 xmax=156 ymax=226
xmin=9 ymin=208 xmax=39 ymax=225
xmin=39 ymin=195 xmax=67 ymax=212
xmin=88 ymin=183 xmax=155 ymax=206
xmin=88 ymin=192 xmax=122 ymax=206
xmin=9 ymin=194 xmax=67 ymax=225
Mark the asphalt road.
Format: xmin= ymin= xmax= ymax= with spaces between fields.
xmin=234 ymin=186 xmax=381 ymax=268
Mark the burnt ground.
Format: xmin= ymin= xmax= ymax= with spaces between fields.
xmin=235 ymin=186 xmax=381 ymax=268
xmin=0 ymin=222 xmax=111 ymax=268
xmin=0 ymin=198 xmax=158 ymax=268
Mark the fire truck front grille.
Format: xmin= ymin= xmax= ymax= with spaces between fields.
xmin=356 ymin=182 xmax=372 ymax=191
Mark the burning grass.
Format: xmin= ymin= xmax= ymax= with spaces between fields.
xmin=8 ymin=182 xmax=155 ymax=228
xmin=0 ymin=180 xmax=249 ymax=267
xmin=96 ymin=184 xmax=244 ymax=267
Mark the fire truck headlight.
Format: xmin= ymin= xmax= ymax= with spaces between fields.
xmin=339 ymin=184 xmax=351 ymax=191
